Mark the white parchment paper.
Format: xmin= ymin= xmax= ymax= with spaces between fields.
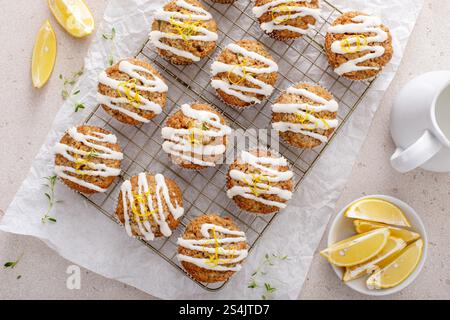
xmin=1 ymin=0 xmax=423 ymax=299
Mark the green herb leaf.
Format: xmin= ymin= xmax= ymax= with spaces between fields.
xmin=4 ymin=255 xmax=22 ymax=269
xmin=74 ymin=103 xmax=86 ymax=113
xmin=264 ymin=283 xmax=276 ymax=293
xmin=102 ymin=27 xmax=117 ymax=41
xmin=248 ymin=280 xmax=258 ymax=289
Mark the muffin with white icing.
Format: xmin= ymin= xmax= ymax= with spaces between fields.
xmin=162 ymin=102 xmax=233 ymax=170
xmin=54 ymin=125 xmax=123 ymax=194
xmin=226 ymin=149 xmax=294 ymax=214
xmin=272 ymin=82 xmax=339 ymax=148
xmin=150 ymin=0 xmax=218 ymax=65
xmin=211 ymin=39 xmax=279 ymax=108
xmin=97 ymin=58 xmax=168 ymax=125
xmin=325 ymin=11 xmax=393 ymax=80
xmin=253 ymin=0 xmax=321 ymax=40
xmin=116 ymin=172 xmax=184 ymax=241
xmin=177 ymin=214 xmax=249 ymax=283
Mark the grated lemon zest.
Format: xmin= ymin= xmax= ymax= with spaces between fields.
xmin=117 ymin=78 xmax=142 ymax=108
xmin=341 ymin=35 xmax=368 ymax=53
xmin=169 ymin=14 xmax=202 ymax=42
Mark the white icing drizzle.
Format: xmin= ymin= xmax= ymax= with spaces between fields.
xmin=211 ymin=43 xmax=279 ymax=104
xmin=97 ymin=60 xmax=168 ymax=123
xmin=54 ymin=127 xmax=123 ymax=193
xmin=177 ymin=223 xmax=248 ymax=271
xmin=162 ymin=104 xmax=232 ymax=167
xmin=253 ymin=0 xmax=321 ymax=35
xmin=227 ymin=151 xmax=294 ymax=209
xmin=328 ymin=14 xmax=389 ymax=75
xmin=149 ymin=0 xmax=218 ymax=62
xmin=120 ymin=173 xmax=184 ymax=241
xmin=272 ymin=85 xmax=339 ymax=143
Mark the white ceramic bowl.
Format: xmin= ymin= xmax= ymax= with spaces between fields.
xmin=327 ymin=194 xmax=428 ymax=296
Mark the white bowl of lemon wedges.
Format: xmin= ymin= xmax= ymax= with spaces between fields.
xmin=321 ymin=195 xmax=427 ymax=296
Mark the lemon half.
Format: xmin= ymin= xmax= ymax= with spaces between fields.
xmin=321 ymin=228 xmax=390 ymax=267
xmin=366 ymin=239 xmax=424 ymax=289
xmin=32 ymin=20 xmax=57 ymax=89
xmin=354 ymin=219 xmax=420 ymax=243
xmin=48 ymin=0 xmax=95 ymax=38
xmin=345 ymin=198 xmax=411 ymax=227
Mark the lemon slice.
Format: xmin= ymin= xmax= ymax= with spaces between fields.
xmin=320 ymin=228 xmax=390 ymax=267
xmin=345 ymin=198 xmax=411 ymax=227
xmin=32 ymin=20 xmax=57 ymax=89
xmin=367 ymin=239 xmax=424 ymax=289
xmin=354 ymin=220 xmax=420 ymax=243
xmin=343 ymin=237 xmax=406 ymax=282
xmin=48 ymin=0 xmax=95 ymax=38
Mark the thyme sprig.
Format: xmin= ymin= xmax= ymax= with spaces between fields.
xmin=248 ymin=253 xmax=289 ymax=300
xmin=102 ymin=27 xmax=117 ymax=66
xmin=41 ymin=175 xmax=59 ymax=224
xmin=60 ymin=69 xmax=84 ymax=100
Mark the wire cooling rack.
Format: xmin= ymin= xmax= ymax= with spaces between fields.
xmin=82 ymin=0 xmax=375 ymax=291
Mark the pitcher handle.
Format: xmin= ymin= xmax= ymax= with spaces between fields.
xmin=390 ymin=130 xmax=442 ymax=173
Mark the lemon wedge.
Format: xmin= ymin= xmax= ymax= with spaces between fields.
xmin=343 ymin=237 xmax=406 ymax=282
xmin=48 ymin=0 xmax=95 ymax=38
xmin=320 ymin=228 xmax=390 ymax=267
xmin=354 ymin=220 xmax=420 ymax=243
xmin=366 ymin=238 xmax=423 ymax=289
xmin=32 ymin=20 xmax=57 ymax=89
xmin=345 ymin=198 xmax=411 ymax=227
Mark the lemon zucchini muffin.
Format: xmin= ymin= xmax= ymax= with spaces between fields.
xmin=177 ymin=214 xmax=249 ymax=283
xmin=211 ymin=39 xmax=279 ymax=108
xmin=325 ymin=11 xmax=393 ymax=80
xmin=97 ymin=58 xmax=168 ymax=125
xmin=272 ymin=82 xmax=339 ymax=148
xmin=116 ymin=172 xmax=184 ymax=241
xmin=162 ymin=102 xmax=232 ymax=170
xmin=54 ymin=125 xmax=123 ymax=194
xmin=150 ymin=0 xmax=218 ymax=65
xmin=252 ymin=0 xmax=321 ymax=40
xmin=226 ymin=149 xmax=294 ymax=214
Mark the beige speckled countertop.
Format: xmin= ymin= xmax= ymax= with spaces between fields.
xmin=0 ymin=0 xmax=449 ymax=299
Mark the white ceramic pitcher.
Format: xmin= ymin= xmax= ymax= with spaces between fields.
xmin=390 ymin=71 xmax=450 ymax=173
